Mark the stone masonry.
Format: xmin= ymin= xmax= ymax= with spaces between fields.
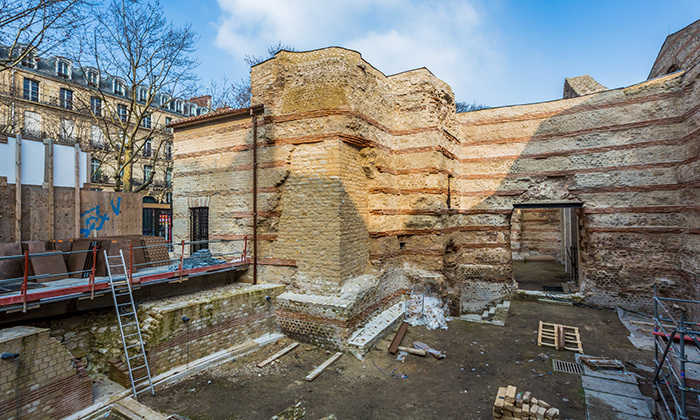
xmin=0 ymin=326 xmax=92 ymax=419
xmin=171 ymin=22 xmax=700 ymax=346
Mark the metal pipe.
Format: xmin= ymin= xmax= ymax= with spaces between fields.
xmin=251 ymin=109 xmax=258 ymax=285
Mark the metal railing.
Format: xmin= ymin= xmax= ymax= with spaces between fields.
xmin=653 ymin=285 xmax=700 ymax=420
xmin=0 ymin=237 xmax=249 ymax=312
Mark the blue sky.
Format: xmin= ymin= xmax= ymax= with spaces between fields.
xmin=162 ymin=0 xmax=700 ymax=108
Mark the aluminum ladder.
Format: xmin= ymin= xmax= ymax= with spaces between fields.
xmin=105 ymin=249 xmax=155 ymax=400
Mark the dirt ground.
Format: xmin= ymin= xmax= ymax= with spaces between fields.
xmin=143 ymin=300 xmax=654 ymax=420
xmin=513 ymin=261 xmax=570 ymax=292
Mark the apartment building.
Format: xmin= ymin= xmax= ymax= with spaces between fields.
xmin=0 ymin=47 xmax=210 ymax=238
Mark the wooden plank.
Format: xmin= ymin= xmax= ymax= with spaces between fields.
xmin=45 ymin=138 xmax=54 ymax=240
xmin=257 ymin=342 xmax=299 ymax=368
xmin=397 ymin=346 xmax=426 ymax=356
xmin=305 ymin=352 xmax=342 ymax=382
xmin=537 ymin=320 xmax=544 ymax=347
xmin=15 ymin=135 xmax=21 ymax=242
xmin=388 ymin=321 xmax=409 ymax=354
xmin=74 ymin=143 xmax=80 ymax=238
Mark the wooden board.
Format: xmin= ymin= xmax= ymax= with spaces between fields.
xmin=0 ymin=242 xmax=23 ymax=281
xmin=257 ymin=343 xmax=299 ymax=368
xmin=80 ymin=190 xmax=142 ymax=238
xmin=30 ymin=251 xmax=68 ymax=283
xmin=305 ymin=352 xmax=342 ymax=382
xmin=388 ymin=322 xmax=409 ymax=354
xmin=67 ymin=239 xmax=91 ymax=278
xmin=537 ymin=321 xmax=583 ymax=353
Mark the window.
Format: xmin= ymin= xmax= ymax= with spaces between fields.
xmin=166 ymin=169 xmax=172 ymax=187
xmin=56 ymin=60 xmax=71 ymax=79
xmin=143 ymin=165 xmax=152 ymax=181
xmin=143 ymin=138 xmax=152 ymax=157
xmin=90 ymin=158 xmax=103 ymax=182
xmin=165 ymin=192 xmax=172 ymax=204
xmin=91 ymin=125 xmax=104 ymax=148
xmin=87 ymin=70 xmax=99 ymax=88
xmin=137 ymin=87 xmax=148 ymax=102
xmin=141 ymin=113 xmax=151 ymax=129
xmin=199 ymin=107 xmax=209 ymax=115
xmin=90 ymin=97 xmax=102 ymax=116
xmin=59 ymin=88 xmax=73 ymax=109
xmin=165 ymin=142 xmax=172 ymax=160
xmin=117 ymin=104 xmax=128 ymax=122
xmin=175 ymin=100 xmax=183 ymax=114
xmin=160 ymin=94 xmax=170 ymax=108
xmin=23 ymin=79 xmax=39 ymax=101
xmin=113 ymin=79 xmax=125 ymax=96
xmin=61 ymin=119 xmax=75 ymax=141
xmin=23 ymin=111 xmax=41 ymax=137
xmin=21 ymin=55 xmax=36 ymax=69
xmin=190 ymin=207 xmax=209 ymax=253
xmin=165 ymin=117 xmax=172 ymax=133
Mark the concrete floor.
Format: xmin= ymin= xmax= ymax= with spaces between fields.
xmin=513 ymin=261 xmax=571 ymax=292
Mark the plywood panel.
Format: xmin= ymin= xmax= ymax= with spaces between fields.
xmin=80 ymin=191 xmax=142 ymax=238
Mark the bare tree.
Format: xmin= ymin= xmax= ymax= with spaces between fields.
xmin=203 ymin=42 xmax=295 ymax=110
xmin=0 ymin=0 xmax=89 ymax=70
xmin=244 ymin=41 xmax=296 ymax=67
xmin=205 ymin=75 xmax=251 ymax=110
xmin=74 ymin=0 xmax=198 ymax=193
xmin=456 ymin=101 xmax=489 ymax=113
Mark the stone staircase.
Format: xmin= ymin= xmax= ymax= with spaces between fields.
xmin=460 ymin=300 xmax=510 ymax=326
xmin=346 ymin=302 xmax=405 ymax=360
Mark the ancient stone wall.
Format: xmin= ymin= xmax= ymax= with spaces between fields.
xmin=172 ymin=45 xmax=700 ymax=338
xmin=649 ymin=19 xmax=700 ymax=79
xmin=510 ymin=209 xmax=562 ymax=262
xmin=0 ymin=326 xmax=92 ymax=419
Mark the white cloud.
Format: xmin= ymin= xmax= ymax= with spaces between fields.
xmin=214 ymin=0 xmax=502 ymax=101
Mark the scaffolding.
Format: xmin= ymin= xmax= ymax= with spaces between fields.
xmin=653 ymin=286 xmax=700 ymax=420
xmin=0 ymin=238 xmax=248 ymax=314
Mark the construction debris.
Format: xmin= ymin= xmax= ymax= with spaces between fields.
xmin=170 ymin=249 xmax=226 ymax=271
xmin=537 ymin=321 xmax=583 ymax=353
xmin=579 ymin=356 xmax=624 ymax=371
xmin=305 ymin=352 xmax=343 ymax=382
xmin=397 ymin=346 xmax=426 ymax=356
xmin=388 ymin=322 xmax=409 ymax=354
xmin=405 ymin=294 xmax=448 ymax=330
xmin=493 ymin=385 xmax=560 ymax=420
xmin=413 ymin=341 xmax=446 ymax=359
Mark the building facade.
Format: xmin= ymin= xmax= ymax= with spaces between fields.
xmin=0 ymin=47 xmax=210 ymax=209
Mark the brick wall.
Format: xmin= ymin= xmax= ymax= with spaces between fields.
xmin=0 ymin=326 xmax=92 ymax=419
xmin=138 ymin=284 xmax=284 ymax=376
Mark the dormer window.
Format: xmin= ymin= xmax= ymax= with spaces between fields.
xmin=160 ymin=94 xmax=170 ymax=108
xmin=137 ymin=87 xmax=148 ymax=102
xmin=188 ymin=104 xmax=197 ymax=116
xmin=113 ymin=78 xmax=126 ymax=96
xmin=199 ymin=107 xmax=209 ymax=115
xmin=20 ymin=55 xmax=36 ymax=69
xmin=56 ymin=59 xmax=71 ymax=79
xmin=86 ymin=70 xmax=99 ymax=88
xmin=175 ymin=99 xmax=183 ymax=114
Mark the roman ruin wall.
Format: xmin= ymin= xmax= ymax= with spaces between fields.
xmin=172 ymin=46 xmax=700 ymax=347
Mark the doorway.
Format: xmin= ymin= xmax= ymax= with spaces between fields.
xmin=511 ymin=203 xmax=580 ymax=292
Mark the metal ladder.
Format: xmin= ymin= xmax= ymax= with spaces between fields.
xmin=104 ymin=249 xmax=155 ymax=400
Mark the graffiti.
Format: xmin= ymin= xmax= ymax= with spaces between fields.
xmin=111 ymin=197 xmax=122 ymax=216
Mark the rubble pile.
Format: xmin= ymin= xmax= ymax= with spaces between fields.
xmin=493 ymin=385 xmax=560 ymax=420
xmin=169 ymin=249 xmax=226 ymax=271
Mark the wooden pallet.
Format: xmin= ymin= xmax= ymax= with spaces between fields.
xmin=537 ymin=321 xmax=583 ymax=353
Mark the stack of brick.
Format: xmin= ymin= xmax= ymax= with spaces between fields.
xmin=493 ymin=385 xmax=560 ymax=420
